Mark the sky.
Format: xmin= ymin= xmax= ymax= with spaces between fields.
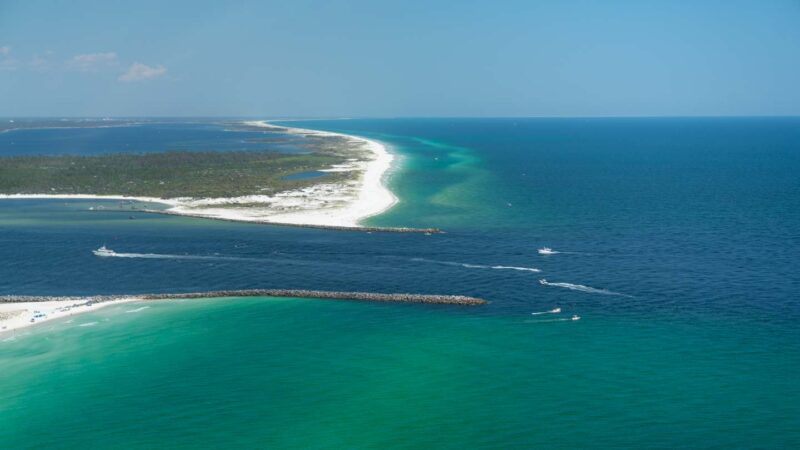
xmin=1 ymin=0 xmax=799 ymax=117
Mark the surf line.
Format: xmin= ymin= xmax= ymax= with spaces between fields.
xmin=410 ymin=257 xmax=541 ymax=273
xmin=538 ymin=279 xmax=633 ymax=297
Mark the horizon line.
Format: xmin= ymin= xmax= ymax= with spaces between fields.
xmin=2 ymin=114 xmax=800 ymax=120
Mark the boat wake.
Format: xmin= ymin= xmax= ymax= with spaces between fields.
xmin=538 ymin=247 xmax=590 ymax=256
xmin=531 ymin=307 xmax=561 ymax=315
xmin=539 ymin=279 xmax=632 ymax=297
xmin=525 ymin=316 xmax=580 ymax=324
xmin=411 ymin=258 xmax=540 ymax=273
xmin=125 ymin=306 xmax=150 ymax=313
xmin=98 ymin=250 xmax=250 ymax=262
xmin=490 ymin=265 xmax=542 ymax=273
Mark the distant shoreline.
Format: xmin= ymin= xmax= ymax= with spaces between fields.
xmin=0 ymin=120 xmax=403 ymax=230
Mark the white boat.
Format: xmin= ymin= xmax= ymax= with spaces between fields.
xmin=571 ymin=315 xmax=581 ymax=321
xmin=538 ymin=247 xmax=557 ymax=255
xmin=92 ymin=245 xmax=116 ymax=257
xmin=539 ymin=279 xmax=548 ymax=285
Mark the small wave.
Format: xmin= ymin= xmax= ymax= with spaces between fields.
xmin=539 ymin=279 xmax=632 ymax=297
xmin=78 ymin=322 xmax=98 ymax=327
xmin=125 ymin=306 xmax=150 ymax=313
xmin=411 ymin=258 xmax=540 ymax=273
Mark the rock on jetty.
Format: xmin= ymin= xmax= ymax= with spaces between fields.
xmin=0 ymin=289 xmax=487 ymax=306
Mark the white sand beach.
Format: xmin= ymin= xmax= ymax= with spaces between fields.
xmin=0 ymin=120 xmax=398 ymax=229
xmin=0 ymin=298 xmax=142 ymax=335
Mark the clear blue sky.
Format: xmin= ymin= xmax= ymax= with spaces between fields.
xmin=1 ymin=0 xmax=799 ymax=117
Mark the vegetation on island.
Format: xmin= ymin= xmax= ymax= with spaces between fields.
xmin=0 ymin=150 xmax=355 ymax=198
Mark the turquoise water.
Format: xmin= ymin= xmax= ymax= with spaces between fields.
xmin=1 ymin=118 xmax=799 ymax=448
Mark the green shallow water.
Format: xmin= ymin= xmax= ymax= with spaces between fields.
xmin=2 ymin=298 xmax=797 ymax=449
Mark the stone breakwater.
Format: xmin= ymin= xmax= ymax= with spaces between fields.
xmin=0 ymin=289 xmax=487 ymax=306
xmin=102 ymin=209 xmax=443 ymax=234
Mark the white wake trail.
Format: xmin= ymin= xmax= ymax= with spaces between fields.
xmin=411 ymin=258 xmax=540 ymax=273
xmin=490 ymin=265 xmax=542 ymax=273
xmin=539 ymin=279 xmax=632 ymax=297
xmin=530 ymin=307 xmax=561 ymax=315
xmin=102 ymin=252 xmax=249 ymax=262
xmin=525 ymin=317 xmax=579 ymax=324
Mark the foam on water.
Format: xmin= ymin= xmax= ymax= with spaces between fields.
xmin=125 ymin=306 xmax=150 ymax=313
xmin=78 ymin=321 xmax=98 ymax=327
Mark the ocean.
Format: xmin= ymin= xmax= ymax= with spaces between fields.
xmin=1 ymin=118 xmax=798 ymax=448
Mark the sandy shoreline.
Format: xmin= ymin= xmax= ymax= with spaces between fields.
xmin=0 ymin=289 xmax=485 ymax=335
xmin=0 ymin=120 xmax=398 ymax=229
xmin=0 ymin=298 xmax=142 ymax=335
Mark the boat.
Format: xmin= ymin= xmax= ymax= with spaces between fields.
xmin=571 ymin=315 xmax=581 ymax=321
xmin=92 ymin=245 xmax=116 ymax=257
xmin=551 ymin=307 xmax=561 ymax=313
xmin=538 ymin=247 xmax=557 ymax=255
xmin=539 ymin=279 xmax=548 ymax=285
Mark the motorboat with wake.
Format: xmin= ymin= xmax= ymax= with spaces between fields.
xmin=92 ymin=245 xmax=116 ymax=257
xmin=538 ymin=247 xmax=558 ymax=255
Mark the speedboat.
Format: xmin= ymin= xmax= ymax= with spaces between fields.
xmin=571 ymin=315 xmax=581 ymax=321
xmin=551 ymin=307 xmax=561 ymax=313
xmin=92 ymin=245 xmax=116 ymax=257
xmin=539 ymin=279 xmax=548 ymax=285
xmin=538 ymin=247 xmax=557 ymax=255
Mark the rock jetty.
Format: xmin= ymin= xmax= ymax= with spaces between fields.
xmin=103 ymin=209 xmax=443 ymax=234
xmin=0 ymin=289 xmax=487 ymax=306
